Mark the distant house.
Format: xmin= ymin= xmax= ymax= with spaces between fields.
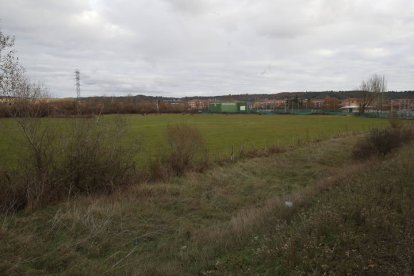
xmin=188 ymin=99 xmax=210 ymax=111
xmin=253 ymin=99 xmax=275 ymax=110
xmin=340 ymin=98 xmax=359 ymax=108
xmin=390 ymin=99 xmax=414 ymax=111
xmin=390 ymin=99 xmax=414 ymax=118
xmin=338 ymin=98 xmax=361 ymax=113
xmin=274 ymin=99 xmax=286 ymax=108
xmin=340 ymin=105 xmax=360 ymax=113
xmin=309 ymin=99 xmax=324 ymax=109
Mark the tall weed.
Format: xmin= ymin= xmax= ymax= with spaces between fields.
xmin=166 ymin=124 xmax=208 ymax=176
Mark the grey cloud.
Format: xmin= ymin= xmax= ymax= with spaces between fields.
xmin=0 ymin=0 xmax=413 ymax=97
xmin=164 ymin=0 xmax=211 ymax=14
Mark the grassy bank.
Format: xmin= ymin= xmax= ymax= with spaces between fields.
xmin=210 ymin=143 xmax=414 ymax=274
xmin=2 ymin=132 xmax=412 ymax=274
xmin=0 ymin=114 xmax=388 ymax=169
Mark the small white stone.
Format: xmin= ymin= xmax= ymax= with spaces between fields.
xmin=285 ymin=201 xmax=293 ymax=208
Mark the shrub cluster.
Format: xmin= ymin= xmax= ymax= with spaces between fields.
xmin=0 ymin=118 xmax=139 ymax=212
xmin=150 ymin=124 xmax=208 ymax=180
xmin=352 ymin=121 xmax=413 ymax=160
xmin=1 ymin=121 xmax=211 ymax=213
xmin=166 ymin=124 xmax=208 ymax=175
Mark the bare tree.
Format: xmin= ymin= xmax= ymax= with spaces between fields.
xmin=0 ymin=30 xmax=25 ymax=99
xmin=1 ymin=30 xmax=50 ymax=160
xmin=358 ymin=74 xmax=387 ymax=114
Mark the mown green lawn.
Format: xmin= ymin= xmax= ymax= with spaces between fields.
xmin=0 ymin=114 xmax=388 ymax=169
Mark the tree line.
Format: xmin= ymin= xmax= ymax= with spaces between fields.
xmin=0 ymin=97 xmax=190 ymax=117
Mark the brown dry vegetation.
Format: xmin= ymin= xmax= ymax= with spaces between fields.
xmin=151 ymin=124 xmax=209 ymax=178
xmin=0 ymin=117 xmax=141 ymax=213
xmin=352 ymin=123 xmax=413 ymax=159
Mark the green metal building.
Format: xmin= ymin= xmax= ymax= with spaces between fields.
xmin=208 ymin=102 xmax=248 ymax=113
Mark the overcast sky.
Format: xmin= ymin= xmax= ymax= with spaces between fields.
xmin=1 ymin=0 xmax=413 ymax=97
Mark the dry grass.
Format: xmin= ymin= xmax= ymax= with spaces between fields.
xmin=205 ymin=143 xmax=414 ymax=274
xmin=181 ymin=161 xmax=375 ymax=274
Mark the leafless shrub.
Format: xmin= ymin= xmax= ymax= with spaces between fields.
xmin=0 ymin=116 xmax=140 ymax=212
xmin=149 ymin=157 xmax=172 ymax=182
xmin=18 ymin=126 xmax=62 ymax=209
xmin=61 ymin=117 xmax=139 ymax=196
xmin=0 ymin=169 xmax=26 ymax=213
xmin=389 ymin=117 xmax=403 ymax=129
xmin=164 ymin=124 xmax=208 ymax=176
xmin=352 ymin=124 xmax=413 ymax=160
xmin=352 ymin=138 xmax=376 ymax=160
xmin=4 ymin=80 xmax=59 ymax=209
xmin=268 ymin=144 xmax=287 ymax=154
xmin=396 ymin=124 xmax=414 ymax=144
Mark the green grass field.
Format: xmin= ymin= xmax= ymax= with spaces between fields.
xmin=0 ymin=114 xmax=389 ymax=169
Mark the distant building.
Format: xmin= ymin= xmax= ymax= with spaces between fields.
xmin=390 ymin=99 xmax=414 ymax=111
xmin=340 ymin=98 xmax=359 ymax=108
xmin=390 ymin=99 xmax=414 ymax=118
xmin=340 ymin=105 xmax=360 ymax=113
xmin=274 ymin=99 xmax=286 ymax=108
xmin=309 ymin=99 xmax=324 ymax=109
xmin=208 ymin=102 xmax=248 ymax=113
xmin=253 ymin=99 xmax=275 ymax=110
xmin=188 ymin=99 xmax=210 ymax=111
